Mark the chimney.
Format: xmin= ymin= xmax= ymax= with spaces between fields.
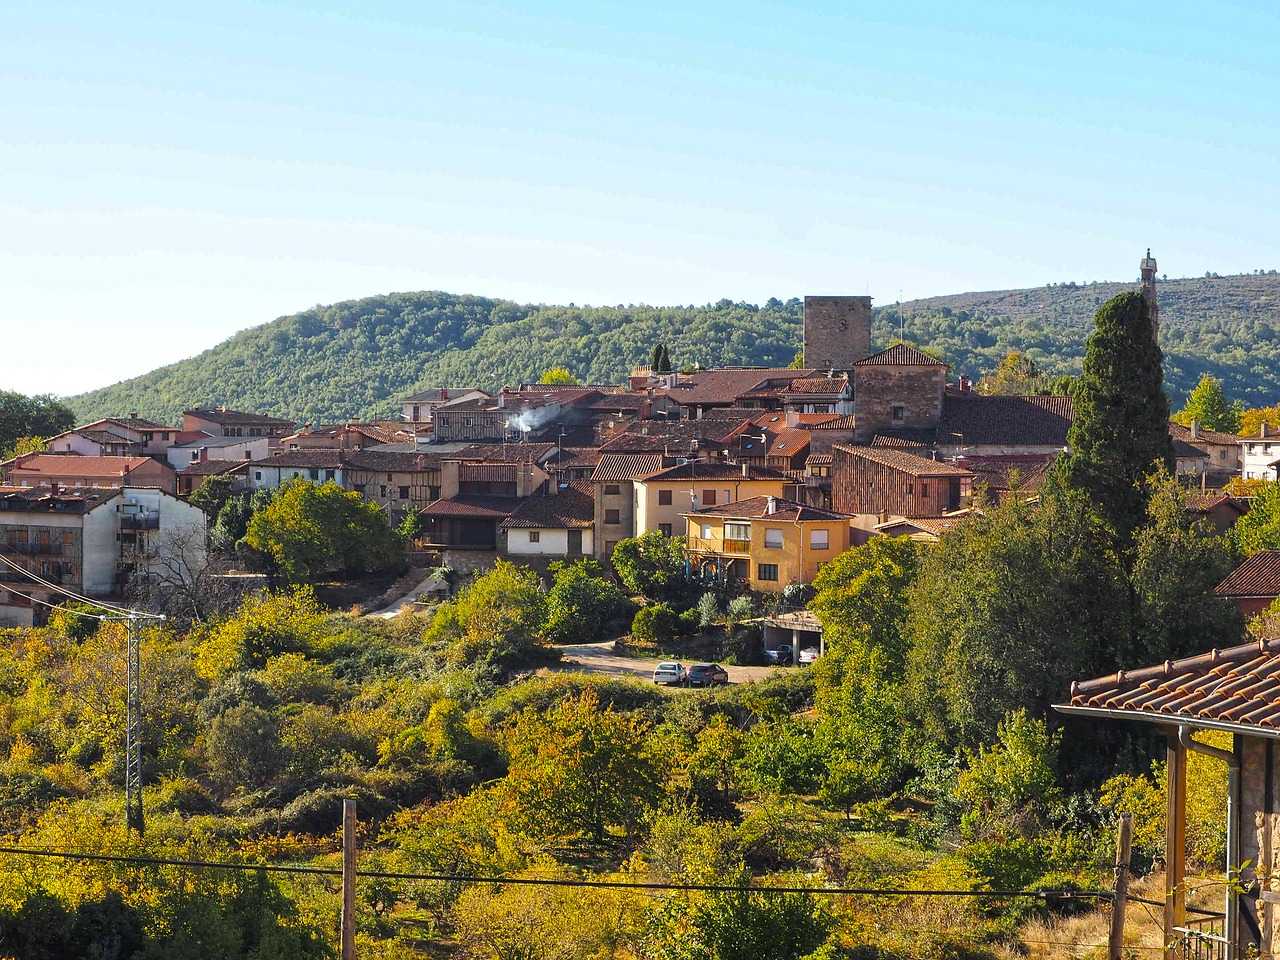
xmin=1190 ymin=419 xmax=1200 ymax=440
xmin=440 ymin=388 xmax=448 ymax=400
xmin=50 ymin=481 xmax=59 ymax=498
xmin=958 ymin=375 xmax=971 ymax=393
xmin=741 ymin=462 xmax=750 ymax=478
xmin=129 ymin=411 xmax=139 ymax=420
xmin=766 ymin=496 xmax=776 ymax=515
xmin=786 ymin=410 xmax=800 ymax=428
xmin=199 ymin=447 xmax=208 ymax=462
xmin=497 ymin=390 xmax=507 ymax=410
xmin=1263 ymin=422 xmax=1270 ymax=439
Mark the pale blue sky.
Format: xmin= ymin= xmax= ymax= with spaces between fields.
xmin=4 ymin=1 xmax=1279 ymax=396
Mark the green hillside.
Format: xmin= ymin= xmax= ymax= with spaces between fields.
xmin=69 ymin=274 xmax=1280 ymax=424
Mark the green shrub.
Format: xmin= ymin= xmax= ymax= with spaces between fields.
xmin=632 ymin=603 xmax=680 ymax=643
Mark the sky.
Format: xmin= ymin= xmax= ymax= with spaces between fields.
xmin=4 ymin=0 xmax=1280 ymax=397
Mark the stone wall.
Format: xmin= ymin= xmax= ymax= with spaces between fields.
xmin=852 ymin=366 xmax=945 ymax=442
xmin=803 ymin=296 xmax=871 ymax=371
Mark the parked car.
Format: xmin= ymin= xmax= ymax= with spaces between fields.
xmin=798 ymin=647 xmax=820 ymax=665
xmin=653 ymin=661 xmax=687 ymax=686
xmin=764 ymin=644 xmax=794 ymax=666
xmin=686 ymin=663 xmax=729 ymax=687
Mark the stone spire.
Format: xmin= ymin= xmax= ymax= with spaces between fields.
xmin=1140 ymin=248 xmax=1159 ymax=340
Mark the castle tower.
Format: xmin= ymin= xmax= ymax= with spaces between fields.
xmin=803 ymin=296 xmax=872 ymax=371
xmin=1140 ymin=248 xmax=1159 ymax=340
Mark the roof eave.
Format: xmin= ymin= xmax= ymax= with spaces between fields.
xmin=1053 ymin=702 xmax=1280 ymax=740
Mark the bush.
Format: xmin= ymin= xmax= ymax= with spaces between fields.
xmin=632 ymin=604 xmax=680 ymax=643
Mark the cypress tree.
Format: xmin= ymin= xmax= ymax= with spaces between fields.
xmin=1058 ymin=291 xmax=1175 ymax=544
xmin=651 ymin=344 xmax=663 ymax=371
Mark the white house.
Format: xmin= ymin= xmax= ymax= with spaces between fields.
xmin=165 ymin=435 xmax=270 ymax=470
xmin=1239 ymin=426 xmax=1280 ymax=481
xmin=499 ymin=483 xmax=595 ymax=559
xmin=249 ymin=451 xmax=346 ymax=490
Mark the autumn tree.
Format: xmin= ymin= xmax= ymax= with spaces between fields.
xmin=1231 ymin=480 xmax=1280 ymax=555
xmin=1240 ymin=405 xmax=1280 ymax=437
xmin=242 ymin=478 xmax=404 ymax=582
xmin=1172 ymin=372 xmax=1243 ymax=432
xmin=502 ymin=690 xmax=669 ymax=842
xmin=1057 ymin=291 xmax=1175 ymax=544
xmin=544 ymin=558 xmax=629 ymax=644
xmin=424 ymin=560 xmax=549 ymax=672
xmin=976 ymin=350 xmax=1048 ymax=396
xmin=538 ymin=366 xmax=579 ymax=385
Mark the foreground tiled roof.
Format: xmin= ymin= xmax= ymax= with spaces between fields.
xmin=1060 ymin=637 xmax=1280 ymax=735
xmin=185 ymin=408 xmax=294 ymax=427
xmin=637 ymin=462 xmax=792 ymax=483
xmin=0 ymin=485 xmax=119 ymax=512
xmin=834 ymin=444 xmax=972 ymax=477
xmin=853 ymin=344 xmax=947 ymax=366
xmin=343 ymin=450 xmax=443 ymax=472
xmin=597 ymin=420 xmax=748 ymax=453
xmin=870 ymin=433 xmax=933 ymax=451
xmin=683 ymin=495 xmax=851 ymax=522
xmin=1186 ymin=493 xmax=1247 ymax=514
xmin=591 ymin=454 xmax=666 ymax=484
xmin=421 ymin=496 xmax=521 ymax=518
xmin=786 ymin=377 xmax=849 ymax=394
xmin=453 ymin=443 xmax=560 ymax=464
xmin=105 ymin=416 xmax=169 ymax=431
xmin=8 ymin=455 xmax=159 ymax=477
xmin=875 ymin=513 xmax=970 ymax=537
xmin=937 ymin=394 xmax=1074 ymax=447
xmin=1216 ymin=551 xmax=1280 ymax=599
xmin=499 ymin=484 xmax=595 ymax=529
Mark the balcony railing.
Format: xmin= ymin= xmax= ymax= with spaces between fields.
xmin=0 ymin=542 xmax=64 ymax=556
xmin=1173 ymin=915 xmax=1227 ymax=960
xmin=686 ymin=537 xmax=751 ymax=555
xmin=0 ymin=569 xmax=65 ymax=586
xmin=120 ymin=515 xmax=160 ymax=530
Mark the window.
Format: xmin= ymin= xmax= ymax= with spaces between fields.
xmin=701 ymin=523 xmax=712 ymax=539
xmin=353 ymin=484 xmax=366 ymax=495
xmin=380 ymin=485 xmax=388 ymax=497
xmin=891 ymin=404 xmax=905 ymax=422
xmin=308 ymin=469 xmax=319 ymax=480
xmin=723 ymin=490 xmax=731 ymax=505
xmin=703 ymin=489 xmax=717 ymax=506
xmin=528 ymin=531 xmax=541 ymax=543
xmin=724 ymin=522 xmax=751 ymax=541
xmin=764 ymin=528 xmax=784 ymax=548
xmin=254 ymin=471 xmax=262 ymax=481
xmin=920 ymin=483 xmax=928 ymax=498
xmin=810 ymin=529 xmax=829 ymax=550
xmin=605 ymin=509 xmax=620 ymax=525
xmin=465 ymin=418 xmax=474 ymax=427
xmin=758 ymin=563 xmax=779 ymax=581
xmin=604 ymin=484 xmax=621 ymax=495
xmin=658 ymin=489 xmax=673 ymax=505
xmin=325 ymin=470 xmax=336 ymax=482
xmin=439 ymin=416 xmax=450 ymax=426
xmin=906 ymin=482 xmax=914 ymax=495
xmin=386 ymin=473 xmax=393 ymax=482
xmin=399 ymin=486 xmax=410 ymax=500
xmin=62 ymin=531 xmax=73 ymax=545
xmin=659 ymin=523 xmax=672 ymax=537
xmin=244 ymin=450 xmax=252 ymax=459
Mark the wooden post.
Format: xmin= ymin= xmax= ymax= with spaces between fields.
xmin=1165 ymin=735 xmax=1188 ymax=960
xmin=342 ymin=798 xmax=357 ymax=960
xmin=1110 ymin=812 xmax=1133 ymax=960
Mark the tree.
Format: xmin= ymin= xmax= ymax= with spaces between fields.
xmin=1239 ymin=405 xmax=1280 ymax=437
xmin=125 ymin=520 xmax=237 ymax=624
xmin=544 ymin=559 xmax=629 ymax=644
xmin=1057 ymin=291 xmax=1175 ymax=544
xmin=1231 ymin=480 xmax=1280 ymax=555
xmin=502 ymin=690 xmax=670 ymax=841
xmin=538 ymin=366 xmax=579 ymax=385
xmin=188 ymin=473 xmax=237 ymax=518
xmin=242 ymin=478 xmax=404 ymax=582
xmin=611 ymin=532 xmax=687 ymax=600
xmin=1173 ymin=372 xmax=1243 ymax=432
xmin=0 ymin=390 xmax=75 ymax=456
xmin=425 ymin=560 xmax=549 ymax=671
xmin=976 ymin=350 xmax=1048 ymax=396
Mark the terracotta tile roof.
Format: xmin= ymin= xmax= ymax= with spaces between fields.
xmin=870 ymin=433 xmax=932 ymax=451
xmin=8 ymin=455 xmax=157 ymax=477
xmin=453 ymin=443 xmax=560 ymax=464
xmin=171 ymin=434 xmax=261 ymax=449
xmin=251 ymin=451 xmax=347 ymax=468
xmin=1172 ymin=437 xmax=1209 ymax=460
xmin=1216 ymin=551 xmax=1280 ymax=599
xmin=834 ymin=444 xmax=973 ymax=478
xmin=750 ymin=412 xmax=839 ymax=428
xmin=787 ymin=377 xmax=849 ymax=394
xmin=811 ymin=414 xmax=858 ymax=430
xmin=71 ymin=429 xmax=134 ymax=444
xmin=105 ymin=416 xmax=169 ymax=431
xmin=682 ymin=495 xmax=851 ymax=522
xmin=875 ymin=514 xmax=970 ymax=536
xmin=586 ymin=395 xmax=651 ymax=412
xmin=1168 ymin=422 xmax=1241 ymax=446
xmin=179 ymin=459 xmax=250 ymax=477
xmin=637 ymin=462 xmax=792 ymax=483
xmin=660 ymin=369 xmax=816 ymax=406
xmin=420 ymin=496 xmax=521 ymax=518
xmin=1060 ymin=637 xmax=1280 ymax=736
xmin=343 ymin=450 xmax=443 ymax=472
xmin=591 ymin=454 xmax=666 ymax=483
xmin=598 ymin=421 xmax=747 ymax=453
xmin=806 ymin=453 xmax=833 ymax=465
xmin=500 ymin=484 xmax=595 ymax=529
xmin=401 ymin=387 xmax=485 ymax=402
xmin=1186 ymin=493 xmax=1247 ymax=515
xmin=185 ymin=408 xmax=294 ymax=427
xmin=0 ymin=485 xmax=119 ymax=512
xmin=698 ymin=407 xmax=769 ymax=421
xmin=853 ymin=344 xmax=947 ymax=366
xmin=295 ymin=423 xmax=410 ymax=445
xmin=937 ymin=394 xmax=1074 ymax=447
xmin=956 ymin=455 xmax=1054 ymax=494
xmin=552 ymin=447 xmax=602 ymax=470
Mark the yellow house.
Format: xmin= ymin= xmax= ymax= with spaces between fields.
xmin=634 ymin=462 xmax=793 ymax=539
xmin=681 ymin=496 xmax=854 ymax=592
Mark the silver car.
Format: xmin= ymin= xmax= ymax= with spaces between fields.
xmin=653 ymin=661 xmax=687 ymax=686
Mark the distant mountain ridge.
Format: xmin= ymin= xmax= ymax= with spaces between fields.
xmin=68 ymin=275 xmax=1280 ymax=424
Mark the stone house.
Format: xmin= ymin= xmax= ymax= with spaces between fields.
xmin=851 ymin=345 xmax=948 ymax=444
xmin=830 ymin=444 xmax=973 ymax=534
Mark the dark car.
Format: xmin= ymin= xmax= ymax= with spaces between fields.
xmin=686 ymin=663 xmax=729 ymax=687
xmin=764 ymin=644 xmax=794 ymax=666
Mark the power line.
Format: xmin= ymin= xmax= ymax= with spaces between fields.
xmin=0 ymin=549 xmax=163 ymax=618
xmin=0 ymin=845 xmax=1113 ymax=899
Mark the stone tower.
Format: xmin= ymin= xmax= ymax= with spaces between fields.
xmin=1140 ymin=248 xmax=1159 ymax=340
xmin=803 ymin=296 xmax=872 ymax=371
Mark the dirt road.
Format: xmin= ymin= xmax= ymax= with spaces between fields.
xmin=553 ymin=641 xmax=786 ymax=685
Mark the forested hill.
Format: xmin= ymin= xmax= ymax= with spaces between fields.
xmin=69 ymin=275 xmax=1280 ymax=424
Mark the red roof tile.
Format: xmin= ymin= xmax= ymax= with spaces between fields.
xmin=1061 ymin=637 xmax=1280 ymax=736
xmin=1216 ymin=551 xmax=1280 ymax=599
xmin=499 ymin=484 xmax=595 ymax=529
xmin=833 ymin=444 xmax=972 ymax=477
xmin=8 ymin=455 xmax=158 ymax=477
xmin=853 ymin=344 xmax=947 ymax=366
xmin=591 ymin=454 xmax=666 ymax=483
xmin=681 ymin=495 xmax=851 ymax=522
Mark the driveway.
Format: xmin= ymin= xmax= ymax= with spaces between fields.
xmin=553 ymin=641 xmax=785 ymax=685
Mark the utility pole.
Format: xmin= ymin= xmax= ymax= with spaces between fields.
xmin=125 ymin=615 xmax=144 ymax=834
xmin=1109 ymin=812 xmax=1133 ymax=960
xmin=341 ymin=798 xmax=357 ymax=960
